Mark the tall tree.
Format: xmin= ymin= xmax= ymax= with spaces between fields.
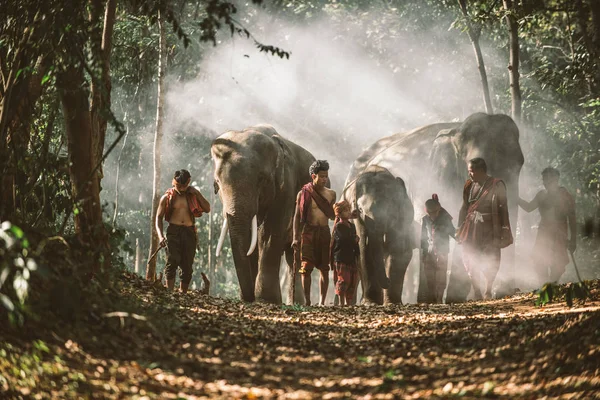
xmin=503 ymin=0 xmax=522 ymax=123
xmin=0 ymin=12 xmax=49 ymax=222
xmin=91 ymin=0 xmax=118 ymax=182
xmin=147 ymin=10 xmax=167 ymax=281
xmin=457 ymin=0 xmax=494 ymax=114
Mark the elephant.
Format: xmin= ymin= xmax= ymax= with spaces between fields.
xmin=211 ymin=124 xmax=315 ymax=304
xmin=345 ymin=113 xmax=524 ymax=302
xmin=343 ymin=165 xmax=414 ymax=305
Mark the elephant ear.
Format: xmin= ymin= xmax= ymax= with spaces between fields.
xmin=395 ymin=176 xmax=406 ymax=189
xmin=430 ymin=128 xmax=465 ymax=184
xmin=271 ymin=135 xmax=290 ymax=192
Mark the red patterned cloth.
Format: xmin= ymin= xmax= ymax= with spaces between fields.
xmin=165 ymin=188 xmax=204 ymax=221
xmin=299 ymin=182 xmax=335 ymax=223
xmin=299 ymin=224 xmax=331 ymax=274
xmin=333 ymin=261 xmax=359 ymax=299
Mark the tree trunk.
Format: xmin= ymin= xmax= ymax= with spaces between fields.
xmin=1 ymin=175 xmax=15 ymax=222
xmin=0 ymin=53 xmax=49 ymax=221
xmin=147 ymin=11 xmax=167 ymax=281
xmin=457 ymin=0 xmax=493 ymax=114
xmin=135 ymin=238 xmax=141 ymax=275
xmin=57 ymin=65 xmax=107 ymax=275
xmin=90 ymin=0 xmax=117 ymax=182
xmin=589 ymin=0 xmax=600 ymax=95
xmin=503 ymin=0 xmax=522 ymax=123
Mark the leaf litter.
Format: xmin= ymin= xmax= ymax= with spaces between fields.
xmin=1 ymin=273 xmax=599 ymax=399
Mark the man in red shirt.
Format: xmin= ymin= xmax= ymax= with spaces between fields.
xmin=456 ymin=158 xmax=512 ymax=300
xmin=156 ymin=169 xmax=211 ymax=293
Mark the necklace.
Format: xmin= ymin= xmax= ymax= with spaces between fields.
xmin=468 ymin=177 xmax=490 ymax=203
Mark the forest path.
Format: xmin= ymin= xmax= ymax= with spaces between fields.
xmin=2 ymin=274 xmax=599 ymax=399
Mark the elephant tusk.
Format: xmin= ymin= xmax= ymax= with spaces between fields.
xmin=246 ymin=215 xmax=258 ymax=256
xmin=216 ymin=217 xmax=228 ymax=257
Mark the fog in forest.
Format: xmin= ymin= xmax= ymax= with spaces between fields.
xmin=102 ymin=3 xmax=591 ymax=301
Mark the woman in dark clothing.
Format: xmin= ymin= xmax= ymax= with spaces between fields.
xmin=420 ymin=194 xmax=455 ymax=303
xmin=330 ymin=200 xmax=360 ymax=306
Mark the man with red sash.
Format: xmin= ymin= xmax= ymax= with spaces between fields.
xmin=456 ymin=158 xmax=512 ymax=300
xmin=519 ymin=167 xmax=576 ymax=286
xmin=156 ymin=169 xmax=211 ymax=293
xmin=293 ymin=160 xmax=336 ymax=306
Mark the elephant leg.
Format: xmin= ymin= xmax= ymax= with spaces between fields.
xmin=445 ymin=246 xmax=471 ymax=303
xmin=384 ymin=242 xmax=412 ymax=305
xmin=255 ymin=226 xmax=283 ymax=304
xmin=284 ymin=246 xmax=305 ymax=305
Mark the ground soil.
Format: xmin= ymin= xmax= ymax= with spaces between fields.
xmin=1 ymin=273 xmax=599 ymax=399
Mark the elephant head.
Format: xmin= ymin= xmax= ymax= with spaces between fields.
xmin=430 ymin=113 xmax=524 ymax=301
xmin=211 ymin=125 xmax=291 ymax=303
xmin=430 ymin=113 xmax=524 ymax=227
xmin=348 ymin=165 xmax=414 ymax=305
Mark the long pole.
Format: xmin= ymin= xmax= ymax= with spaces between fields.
xmin=207 ymin=188 xmax=215 ymax=294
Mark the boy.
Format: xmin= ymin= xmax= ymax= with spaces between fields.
xmin=330 ymin=200 xmax=360 ymax=306
xmin=420 ymin=194 xmax=455 ymax=303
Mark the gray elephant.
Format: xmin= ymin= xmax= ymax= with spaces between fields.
xmin=211 ymin=124 xmax=315 ymax=303
xmin=345 ymin=113 xmax=524 ymax=302
xmin=343 ymin=165 xmax=414 ymax=305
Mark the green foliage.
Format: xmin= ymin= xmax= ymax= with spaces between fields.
xmin=535 ymin=281 xmax=591 ymax=307
xmin=0 ymin=222 xmax=38 ymax=326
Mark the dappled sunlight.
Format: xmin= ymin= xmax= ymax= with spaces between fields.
xmin=2 ymin=272 xmax=599 ymax=398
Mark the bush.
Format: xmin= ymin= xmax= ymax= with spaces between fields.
xmin=0 ymin=222 xmax=38 ymax=326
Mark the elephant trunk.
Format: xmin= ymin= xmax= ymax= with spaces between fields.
xmin=228 ymin=213 xmax=258 ymax=302
xmin=358 ymin=220 xmax=390 ymax=305
xmin=369 ymin=233 xmax=391 ymax=290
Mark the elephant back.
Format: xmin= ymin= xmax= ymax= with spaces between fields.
xmin=345 ymin=122 xmax=458 ymax=188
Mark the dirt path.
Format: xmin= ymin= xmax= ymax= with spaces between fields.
xmin=2 ymin=275 xmax=599 ymax=399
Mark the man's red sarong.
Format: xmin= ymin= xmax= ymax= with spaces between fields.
xmin=300 ymin=224 xmax=331 ymax=273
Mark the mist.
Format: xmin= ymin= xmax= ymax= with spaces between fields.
xmin=101 ymin=2 xmax=595 ymax=302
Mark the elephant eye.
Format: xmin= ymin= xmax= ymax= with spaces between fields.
xmin=213 ymin=181 xmax=219 ymax=194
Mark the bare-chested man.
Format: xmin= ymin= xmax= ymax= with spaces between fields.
xmin=519 ymin=167 xmax=576 ymax=286
xmin=293 ymin=160 xmax=336 ymax=306
xmin=156 ymin=169 xmax=210 ymax=293
xmin=456 ymin=158 xmax=512 ymax=300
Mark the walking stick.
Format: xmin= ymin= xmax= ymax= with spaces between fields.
xmin=291 ymin=245 xmax=298 ymax=305
xmin=569 ymin=249 xmax=592 ymax=299
xmin=569 ymin=250 xmax=584 ymax=283
xmin=147 ymin=242 xmax=167 ymax=267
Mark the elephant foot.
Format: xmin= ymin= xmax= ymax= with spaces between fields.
xmin=361 ymin=299 xmax=381 ymax=307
